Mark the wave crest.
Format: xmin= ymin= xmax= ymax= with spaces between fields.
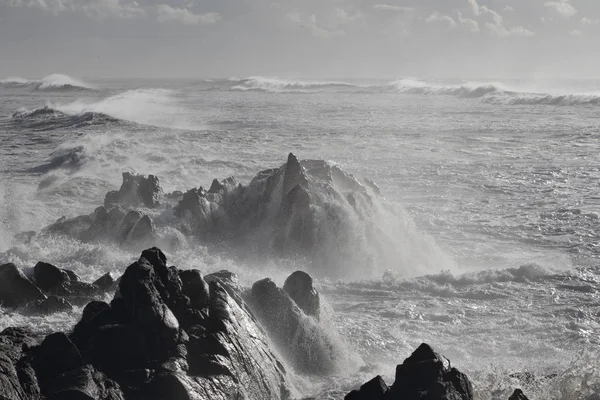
xmin=231 ymin=76 xmax=363 ymax=93
xmin=0 ymin=74 xmax=93 ymax=91
xmin=9 ymin=106 xmax=119 ymax=131
xmin=390 ymin=78 xmax=506 ymax=98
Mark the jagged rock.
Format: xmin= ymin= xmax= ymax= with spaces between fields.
xmin=509 ymin=389 xmax=529 ymax=400
xmin=93 ymin=273 xmax=117 ymax=292
xmin=33 ymin=261 xmax=97 ymax=302
xmin=105 ymin=172 xmax=163 ymax=209
xmin=283 ymin=270 xmax=320 ymax=319
xmin=346 ymin=343 xmax=473 ymax=400
xmin=179 ymin=270 xmax=210 ymax=310
xmin=34 ymin=261 xmax=71 ymax=291
xmin=0 ymin=263 xmax=45 ymax=308
xmin=345 ymin=375 xmax=389 ymax=400
xmin=0 ymin=327 xmax=41 ymax=400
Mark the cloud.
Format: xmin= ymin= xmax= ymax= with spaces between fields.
xmin=156 ymin=4 xmax=220 ymax=25
xmin=503 ymin=6 xmax=515 ymax=13
xmin=1 ymin=0 xmax=145 ymax=18
xmin=544 ymin=0 xmax=577 ymax=18
xmin=486 ymin=22 xmax=534 ymax=37
xmin=457 ymin=12 xmax=479 ymax=32
xmin=425 ymin=11 xmax=456 ymax=28
xmin=467 ymin=0 xmax=480 ymax=15
xmin=569 ymin=29 xmax=583 ymax=36
xmin=581 ymin=17 xmax=599 ymax=25
xmin=372 ymin=4 xmax=414 ymax=13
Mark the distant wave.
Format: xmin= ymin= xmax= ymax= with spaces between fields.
xmin=9 ymin=106 xmax=119 ymax=131
xmin=5 ymin=88 xmax=196 ymax=131
xmin=390 ymin=78 xmax=506 ymax=98
xmin=0 ymin=74 xmax=94 ymax=91
xmin=391 ymin=78 xmax=600 ymax=106
xmin=230 ymin=76 xmax=365 ymax=93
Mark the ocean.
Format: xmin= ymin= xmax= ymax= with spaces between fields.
xmin=1 ymin=74 xmax=599 ymax=399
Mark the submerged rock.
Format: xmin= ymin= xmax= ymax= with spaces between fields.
xmin=345 ymin=343 xmax=473 ymax=400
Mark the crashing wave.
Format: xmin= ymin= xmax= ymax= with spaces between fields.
xmin=33 ymin=154 xmax=453 ymax=279
xmin=390 ymin=78 xmax=506 ymax=98
xmin=231 ymin=76 xmax=364 ymax=93
xmin=486 ymin=92 xmax=600 ymax=106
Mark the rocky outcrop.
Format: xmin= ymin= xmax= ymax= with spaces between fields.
xmin=0 ymin=263 xmax=45 ymax=308
xmin=509 ymin=389 xmax=529 ymax=400
xmin=345 ymin=343 xmax=473 ymax=400
xmin=37 ymin=153 xmax=388 ymax=276
xmin=0 ymin=248 xmax=293 ymax=400
xmin=247 ymin=275 xmax=339 ymax=375
xmin=105 ymin=172 xmax=163 ymax=209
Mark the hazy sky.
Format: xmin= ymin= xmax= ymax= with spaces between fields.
xmin=0 ymin=0 xmax=599 ymax=78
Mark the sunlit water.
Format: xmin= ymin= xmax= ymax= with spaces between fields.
xmin=1 ymin=76 xmax=599 ymax=399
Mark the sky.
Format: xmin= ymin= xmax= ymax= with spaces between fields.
xmin=0 ymin=0 xmax=599 ymax=78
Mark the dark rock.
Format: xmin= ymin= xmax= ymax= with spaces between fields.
xmin=34 ymin=261 xmax=70 ymax=292
xmin=509 ymin=389 xmax=529 ymax=400
xmin=93 ymin=273 xmax=117 ymax=292
xmin=344 ymin=375 xmax=388 ymax=400
xmin=0 ymin=263 xmax=45 ymax=308
xmin=384 ymin=343 xmax=472 ymax=400
xmin=44 ymin=365 xmax=125 ymax=400
xmin=283 ymin=270 xmax=320 ymax=319
xmin=105 ymin=172 xmax=163 ymax=209
xmin=28 ymin=295 xmax=73 ymax=314
xmin=0 ymin=327 xmax=41 ymax=400
xmin=283 ymin=152 xmax=308 ymax=196
xmin=179 ymin=269 xmax=210 ymax=310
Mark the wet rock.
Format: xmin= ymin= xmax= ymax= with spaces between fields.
xmin=347 ymin=343 xmax=473 ymax=400
xmin=283 ymin=270 xmax=320 ymax=319
xmin=0 ymin=327 xmax=41 ymax=400
xmin=27 ymin=295 xmax=73 ymax=315
xmin=179 ymin=269 xmax=210 ymax=310
xmin=105 ymin=172 xmax=163 ymax=209
xmin=345 ymin=375 xmax=389 ymax=400
xmin=34 ymin=261 xmax=71 ymax=292
xmin=0 ymin=263 xmax=45 ymax=308
xmin=509 ymin=389 xmax=529 ymax=400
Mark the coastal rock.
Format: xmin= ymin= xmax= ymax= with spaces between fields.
xmin=104 ymin=172 xmax=163 ymax=209
xmin=0 ymin=327 xmax=41 ymax=400
xmin=247 ymin=277 xmax=336 ymax=374
xmin=27 ymin=295 xmax=73 ymax=315
xmin=14 ymin=248 xmax=293 ymax=400
xmin=345 ymin=343 xmax=473 ymax=400
xmin=0 ymin=263 xmax=45 ymax=308
xmin=33 ymin=261 xmax=98 ymax=302
xmin=93 ymin=272 xmax=117 ymax=292
xmin=283 ymin=270 xmax=320 ymax=319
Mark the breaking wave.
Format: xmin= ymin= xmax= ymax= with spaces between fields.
xmin=230 ymin=76 xmax=365 ymax=93
xmin=8 ymin=106 xmax=120 ymax=131
xmin=0 ymin=74 xmax=94 ymax=91
xmin=390 ymin=78 xmax=600 ymax=106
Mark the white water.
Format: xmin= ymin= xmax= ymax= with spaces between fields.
xmin=1 ymin=76 xmax=599 ymax=399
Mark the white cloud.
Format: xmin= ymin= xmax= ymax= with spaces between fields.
xmin=457 ymin=12 xmax=479 ymax=32
xmin=372 ymin=4 xmax=414 ymax=13
xmin=503 ymin=6 xmax=515 ymax=13
xmin=1 ymin=0 xmax=145 ymax=18
xmin=425 ymin=11 xmax=456 ymax=28
xmin=156 ymin=4 xmax=220 ymax=25
xmin=544 ymin=0 xmax=577 ymax=18
xmin=581 ymin=17 xmax=599 ymax=25
xmin=486 ymin=22 xmax=534 ymax=37
xmin=569 ymin=29 xmax=583 ymax=36
xmin=467 ymin=0 xmax=480 ymax=15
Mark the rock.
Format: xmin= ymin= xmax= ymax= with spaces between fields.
xmin=509 ymin=389 xmax=529 ymax=400
xmin=34 ymin=261 xmax=70 ymax=292
xmin=27 ymin=295 xmax=73 ymax=315
xmin=283 ymin=152 xmax=308 ymax=196
xmin=179 ymin=269 xmax=210 ymax=310
xmin=345 ymin=375 xmax=389 ymax=400
xmin=283 ymin=270 xmax=320 ymax=319
xmin=93 ymin=272 xmax=117 ymax=292
xmin=0 ymin=263 xmax=45 ymax=308
xmin=0 ymin=327 xmax=41 ymax=400
xmin=248 ymin=277 xmax=337 ymax=374
xmin=104 ymin=172 xmax=163 ymax=209
xmin=350 ymin=343 xmax=474 ymax=400
xmin=44 ymin=365 xmax=125 ymax=400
